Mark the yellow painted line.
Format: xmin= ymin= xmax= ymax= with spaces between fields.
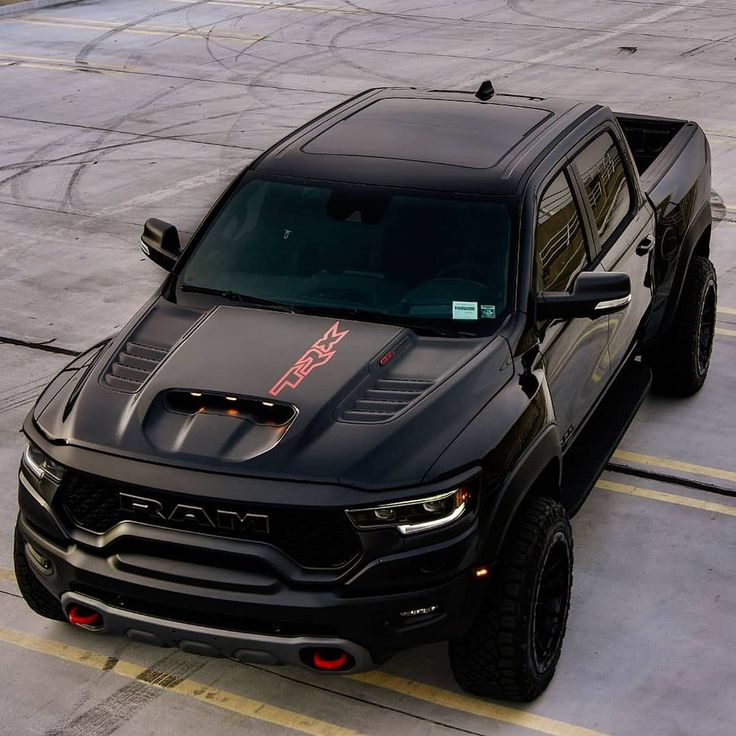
xmin=597 ymin=479 xmax=736 ymax=517
xmin=0 ymin=53 xmax=140 ymax=74
xmin=1 ymin=62 xmax=124 ymax=77
xmin=172 ymin=0 xmax=367 ymax=13
xmin=349 ymin=671 xmax=611 ymax=736
xmin=717 ymin=306 xmax=736 ymax=315
xmin=612 ymin=449 xmax=736 ymax=484
xmin=0 ymin=567 xmax=16 ymax=584
xmin=11 ymin=16 xmax=263 ymax=43
xmin=715 ymin=327 xmax=736 ymax=337
xmin=0 ymin=624 xmax=364 ymax=736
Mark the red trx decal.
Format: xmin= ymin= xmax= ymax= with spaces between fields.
xmin=269 ymin=321 xmax=350 ymax=397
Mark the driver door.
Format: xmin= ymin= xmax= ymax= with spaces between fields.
xmin=536 ymin=168 xmax=610 ymax=449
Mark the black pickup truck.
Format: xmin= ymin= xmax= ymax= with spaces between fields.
xmin=15 ymin=84 xmax=715 ymax=701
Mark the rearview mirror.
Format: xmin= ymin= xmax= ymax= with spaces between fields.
xmin=536 ymin=272 xmax=631 ymax=321
xmin=140 ymin=218 xmax=181 ymax=271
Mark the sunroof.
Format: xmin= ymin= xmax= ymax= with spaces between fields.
xmin=303 ymin=98 xmax=552 ymax=169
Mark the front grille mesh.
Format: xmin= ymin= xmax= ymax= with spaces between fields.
xmin=57 ymin=472 xmax=361 ymax=570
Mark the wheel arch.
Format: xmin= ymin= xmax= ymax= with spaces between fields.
xmin=479 ymin=425 xmax=562 ymax=566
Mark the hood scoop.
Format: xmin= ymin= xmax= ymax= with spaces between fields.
xmin=143 ymin=390 xmax=297 ymax=462
xmin=164 ymin=390 xmax=295 ymax=426
xmin=103 ymin=340 xmax=170 ymax=392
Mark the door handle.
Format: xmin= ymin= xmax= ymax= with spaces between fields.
xmin=636 ymin=234 xmax=655 ymax=256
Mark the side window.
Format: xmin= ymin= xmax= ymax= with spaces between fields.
xmin=536 ymin=171 xmax=589 ymax=292
xmin=573 ymin=132 xmax=632 ymax=247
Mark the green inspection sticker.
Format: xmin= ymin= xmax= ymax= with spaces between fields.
xmin=480 ymin=304 xmax=496 ymax=319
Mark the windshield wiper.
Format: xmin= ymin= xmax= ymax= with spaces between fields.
xmin=180 ymin=284 xmax=294 ymax=312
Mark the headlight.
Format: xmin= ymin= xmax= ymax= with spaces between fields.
xmin=346 ymin=487 xmax=471 ymax=535
xmin=22 ymin=443 xmax=64 ymax=483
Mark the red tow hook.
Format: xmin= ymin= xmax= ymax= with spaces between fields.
xmin=68 ymin=605 xmax=102 ymax=628
xmin=312 ymin=649 xmax=350 ymax=671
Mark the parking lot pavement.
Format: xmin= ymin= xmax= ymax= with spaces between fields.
xmin=1 ymin=1 xmax=736 ymax=734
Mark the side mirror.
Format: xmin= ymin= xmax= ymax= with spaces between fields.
xmin=140 ymin=218 xmax=181 ymax=271
xmin=536 ymin=272 xmax=631 ymax=321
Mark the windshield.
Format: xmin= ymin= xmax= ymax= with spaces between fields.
xmin=178 ymin=177 xmax=515 ymax=335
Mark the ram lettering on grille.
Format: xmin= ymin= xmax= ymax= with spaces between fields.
xmin=119 ymin=493 xmax=270 ymax=534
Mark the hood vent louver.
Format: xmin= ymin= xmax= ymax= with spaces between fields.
xmin=103 ymin=341 xmax=170 ymax=392
xmin=341 ymin=377 xmax=434 ymax=423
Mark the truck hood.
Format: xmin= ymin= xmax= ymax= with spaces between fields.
xmin=34 ymin=300 xmax=513 ymax=488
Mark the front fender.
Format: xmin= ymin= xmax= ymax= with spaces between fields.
xmin=426 ymin=363 xmax=562 ymax=566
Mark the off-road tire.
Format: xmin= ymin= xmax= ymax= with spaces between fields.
xmin=449 ymin=497 xmax=572 ymax=702
xmin=652 ymin=256 xmax=716 ymax=397
xmin=13 ymin=521 xmax=65 ymax=621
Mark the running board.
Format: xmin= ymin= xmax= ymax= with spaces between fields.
xmin=561 ymin=357 xmax=652 ymax=516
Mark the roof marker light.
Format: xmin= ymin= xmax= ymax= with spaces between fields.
xmin=474 ymin=566 xmax=490 ymax=578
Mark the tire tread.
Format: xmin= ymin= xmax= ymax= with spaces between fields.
xmin=449 ymin=497 xmax=572 ymax=702
xmin=652 ymin=256 xmax=716 ymax=397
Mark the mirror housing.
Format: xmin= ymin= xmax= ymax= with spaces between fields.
xmin=140 ymin=218 xmax=181 ymax=271
xmin=536 ymin=272 xmax=631 ymax=321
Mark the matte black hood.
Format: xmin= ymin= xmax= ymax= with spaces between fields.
xmin=34 ymin=300 xmax=513 ymax=488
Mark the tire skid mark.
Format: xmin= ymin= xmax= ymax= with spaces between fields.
xmin=325 ymin=12 xmax=429 ymax=86
xmin=0 ymin=379 xmax=56 ymax=416
xmin=0 ymin=112 xmax=262 ymax=157
xmin=242 ymin=10 xmax=354 ymax=109
xmin=72 ymin=0 xmax=225 ymax=63
xmin=335 ymin=0 xmax=724 ymax=43
xmin=12 ymin=2 xmax=225 ymax=212
xmin=43 ymin=650 xmax=207 ymax=736
xmin=681 ymin=28 xmax=736 ymax=57
xmin=0 ymin=374 xmax=53 ymax=399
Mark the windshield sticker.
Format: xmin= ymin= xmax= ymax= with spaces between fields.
xmin=452 ymin=301 xmax=478 ymax=320
xmin=269 ymin=321 xmax=350 ymax=397
xmin=480 ymin=304 xmax=496 ymax=319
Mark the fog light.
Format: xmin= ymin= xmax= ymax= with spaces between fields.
xmin=399 ymin=605 xmax=440 ymax=619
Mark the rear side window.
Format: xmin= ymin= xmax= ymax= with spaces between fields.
xmin=536 ymin=171 xmax=588 ymax=292
xmin=572 ymin=132 xmax=632 ymax=246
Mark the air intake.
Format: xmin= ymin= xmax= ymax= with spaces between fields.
xmin=103 ymin=341 xmax=169 ymax=392
xmin=341 ymin=377 xmax=434 ymax=423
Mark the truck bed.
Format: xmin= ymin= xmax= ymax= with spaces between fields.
xmin=615 ymin=112 xmax=711 ymax=347
xmin=615 ymin=113 xmax=709 ymax=209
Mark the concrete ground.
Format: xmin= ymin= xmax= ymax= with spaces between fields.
xmin=1 ymin=1 xmax=735 ymax=734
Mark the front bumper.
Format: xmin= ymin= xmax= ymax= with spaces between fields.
xmin=60 ymin=590 xmax=375 ymax=669
xmin=18 ymin=485 xmax=488 ymax=670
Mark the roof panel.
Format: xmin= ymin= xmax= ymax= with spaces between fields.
xmin=302 ymin=98 xmax=553 ymax=169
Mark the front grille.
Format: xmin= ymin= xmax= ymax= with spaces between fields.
xmin=57 ymin=472 xmax=361 ymax=570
